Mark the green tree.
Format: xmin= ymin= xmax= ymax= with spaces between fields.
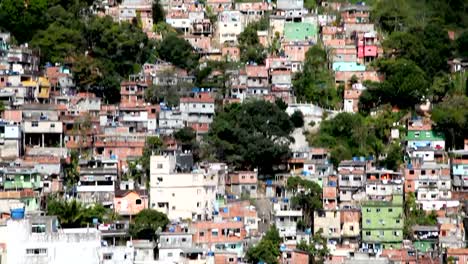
xmin=207 ymin=100 xmax=294 ymax=173
xmin=46 ymin=198 xmax=107 ymax=228
xmin=403 ymin=193 xmax=437 ymax=239
xmin=456 ymin=31 xmax=468 ymax=57
xmin=290 ymin=110 xmax=305 ymax=128
xmin=152 ymin=0 xmax=165 ymax=24
xmin=432 ymin=95 xmax=468 ymax=149
xmin=297 ymin=229 xmax=329 ymax=264
xmin=157 ymin=34 xmax=199 ymax=70
xmin=359 ymin=59 xmax=429 ymax=110
xmin=238 ymin=22 xmax=266 ymax=64
xmin=286 ymin=177 xmax=322 ymax=231
xmin=293 ymin=46 xmax=339 ymax=109
xmin=129 ymin=209 xmax=169 ymax=241
xmin=64 ymin=150 xmax=80 ymax=187
xmin=140 ymin=136 xmax=164 ymax=181
xmin=246 ymin=226 xmax=281 ymax=264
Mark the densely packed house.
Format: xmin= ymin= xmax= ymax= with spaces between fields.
xmin=0 ymin=0 xmax=467 ymax=263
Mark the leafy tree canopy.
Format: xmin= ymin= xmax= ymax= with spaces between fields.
xmin=46 ymin=197 xmax=108 ymax=228
xmin=156 ymin=34 xmax=199 ymax=70
xmin=293 ymin=45 xmax=340 ymax=109
xmin=310 ymin=110 xmax=404 ymax=168
xmin=207 ymin=100 xmax=294 ymax=173
xmin=129 ymin=209 xmax=169 ymax=241
xmin=246 ymin=226 xmax=281 ymax=264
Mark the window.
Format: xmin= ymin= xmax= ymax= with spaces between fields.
xmin=212 ymin=229 xmax=219 ymax=236
xmin=157 ymin=163 xmax=163 ymax=169
xmin=199 ymin=231 xmax=205 ymax=237
xmin=228 ymin=258 xmax=235 ymax=262
xmin=366 ymin=208 xmax=371 ymax=212
xmin=172 ymin=193 xmax=175 ymax=197
xmin=366 ymin=219 xmax=371 ymax=224
xmin=32 ymin=121 xmax=39 ymax=127
xmin=50 ymin=123 xmax=55 ymax=128
xmin=350 ymin=226 xmax=354 ymax=231
xmin=167 ymin=252 xmax=173 ymax=257
xmin=26 ymin=248 xmax=47 ymax=255
xmin=376 ymin=208 xmax=381 ymax=213
xmin=250 ymin=185 xmax=256 ymax=190
xmin=388 ymin=208 xmax=393 ymax=212
xmin=365 ymin=231 xmax=371 ymax=236
xmin=280 ymin=217 xmax=285 ymax=222
xmin=230 ymin=244 xmax=237 ymax=249
xmin=135 ymin=199 xmax=142 ymax=205
xmin=31 ymin=223 xmax=46 ymax=233
xmin=353 ymin=176 xmax=361 ymax=181
xmin=396 ymin=219 xmax=400 ymax=224
xmin=182 ymin=237 xmax=187 ymax=242
xmin=379 ymin=231 xmax=384 ymax=236
xmin=172 ymin=206 xmax=176 ymax=210
xmin=103 ymin=253 xmax=113 ymax=260
xmin=342 ymin=176 xmax=349 ymax=181
xmin=393 ymin=231 xmax=399 ymax=236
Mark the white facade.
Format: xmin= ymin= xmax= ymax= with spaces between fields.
xmin=218 ymin=11 xmax=243 ymax=44
xmin=179 ymin=101 xmax=215 ymax=124
xmin=343 ymin=99 xmax=354 ymax=113
xmin=5 ymin=218 xmax=101 ymax=264
xmin=150 ymin=155 xmax=218 ymax=221
xmin=273 ymin=202 xmax=302 ymax=237
xmin=158 ymin=109 xmax=184 ymax=135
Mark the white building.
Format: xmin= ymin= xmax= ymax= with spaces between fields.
xmin=273 ymin=200 xmax=303 ymax=238
xmin=149 ymin=155 xmax=218 ymax=221
xmin=158 ymin=108 xmax=184 ymax=135
xmin=5 ymin=216 xmax=101 ymax=264
xmin=218 ymin=11 xmax=243 ymax=44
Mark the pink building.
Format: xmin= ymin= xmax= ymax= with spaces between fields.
xmin=114 ymin=190 xmax=148 ymax=216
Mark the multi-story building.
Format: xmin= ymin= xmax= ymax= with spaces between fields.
xmin=361 ymin=195 xmax=404 ymax=252
xmin=406 ymin=130 xmax=445 ymax=151
xmin=337 ymin=159 xmax=367 ymax=206
xmin=218 ymin=11 xmax=243 ymax=44
xmin=226 ymin=171 xmax=258 ymax=199
xmin=365 ymin=169 xmax=403 ymax=201
xmin=179 ymin=92 xmax=215 ymax=134
xmin=451 ymin=149 xmax=468 ymax=192
xmin=149 ymin=154 xmax=218 ymax=221
xmin=0 ymin=121 xmax=21 ymax=159
xmin=412 ymin=225 xmax=439 ymax=253
xmin=340 ymin=208 xmax=361 ymax=248
xmin=0 ymin=166 xmax=41 ymax=212
xmin=191 ymin=220 xmax=246 ymax=257
xmin=314 ymin=210 xmax=341 ymax=243
xmin=5 ymin=215 xmax=101 ymax=264
xmin=273 ymin=198 xmax=302 ymax=239
xmin=77 ymin=159 xmax=118 ymax=205
xmin=158 ymin=231 xmax=195 ymax=262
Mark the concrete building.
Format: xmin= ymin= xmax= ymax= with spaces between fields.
xmin=218 ymin=11 xmax=243 ymax=44
xmin=273 ymin=198 xmax=302 ymax=238
xmin=0 ymin=121 xmax=21 ymax=158
xmin=158 ymin=231 xmax=195 ymax=262
xmin=77 ymin=159 xmax=119 ymax=205
xmin=149 ymin=154 xmax=218 ymax=221
xmin=5 ymin=216 xmax=101 ymax=264
xmin=179 ymin=92 xmax=215 ymax=134
xmin=361 ymin=195 xmax=404 ymax=252
xmin=191 ymin=220 xmax=246 ymax=257
xmin=314 ymin=210 xmax=341 ymax=243
xmin=226 ymin=171 xmax=258 ymax=199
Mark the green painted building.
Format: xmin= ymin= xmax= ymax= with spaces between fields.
xmin=0 ymin=168 xmax=42 ymax=212
xmin=412 ymin=225 xmax=439 ymax=253
xmin=361 ymin=195 xmax=404 ymax=252
xmin=284 ymin=23 xmax=317 ymax=42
